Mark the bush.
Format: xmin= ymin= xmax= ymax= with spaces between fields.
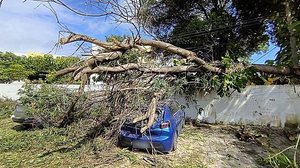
xmin=0 ymin=98 xmax=16 ymax=119
xmin=19 ymin=84 xmax=76 ymax=127
xmin=18 ymin=84 xmax=105 ymax=128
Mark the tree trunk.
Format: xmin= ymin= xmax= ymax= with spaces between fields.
xmin=285 ymin=0 xmax=299 ymax=69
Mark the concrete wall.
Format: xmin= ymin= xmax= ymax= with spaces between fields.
xmin=0 ymin=82 xmax=103 ymax=100
xmin=176 ymin=85 xmax=300 ymax=127
xmin=0 ymin=82 xmax=24 ymax=100
xmin=1 ymin=82 xmax=300 ymax=127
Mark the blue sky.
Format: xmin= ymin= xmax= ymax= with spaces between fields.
xmin=0 ymin=0 xmax=279 ymax=63
xmin=0 ymin=0 xmax=132 ymax=56
xmin=250 ymin=43 xmax=280 ymax=64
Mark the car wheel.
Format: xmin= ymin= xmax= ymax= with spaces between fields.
xmin=172 ymin=132 xmax=178 ymax=151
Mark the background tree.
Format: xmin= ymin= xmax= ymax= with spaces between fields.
xmin=0 ymin=52 xmax=80 ymax=83
xmin=0 ymin=0 xmax=299 ymax=138
xmin=142 ymin=0 xmax=299 ymax=66
xmin=0 ymin=52 xmax=32 ymax=83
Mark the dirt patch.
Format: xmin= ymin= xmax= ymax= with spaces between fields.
xmin=179 ymin=125 xmax=268 ymax=168
xmin=112 ymin=124 xmax=296 ymax=168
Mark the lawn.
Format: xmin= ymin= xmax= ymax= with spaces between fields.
xmin=0 ymin=118 xmax=90 ymax=167
xmin=0 ymin=116 xmax=206 ymax=168
xmin=0 ymin=99 xmax=297 ymax=168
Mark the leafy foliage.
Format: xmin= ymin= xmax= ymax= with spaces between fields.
xmin=0 ymin=52 xmax=33 ymax=83
xmin=19 ymin=84 xmax=75 ymax=127
xmin=135 ymin=0 xmax=300 ymax=95
xmin=0 ymin=52 xmax=80 ymax=83
xmin=0 ymin=98 xmax=16 ymax=119
xmin=143 ymin=0 xmax=276 ymax=62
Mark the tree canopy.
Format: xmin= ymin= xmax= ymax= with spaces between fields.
xmin=142 ymin=0 xmax=299 ymax=64
xmin=0 ymin=52 xmax=80 ymax=83
xmin=1 ymin=0 xmax=299 ymax=135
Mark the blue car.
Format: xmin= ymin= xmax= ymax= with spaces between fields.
xmin=118 ymin=100 xmax=185 ymax=153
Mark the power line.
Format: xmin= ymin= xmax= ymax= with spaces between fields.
xmin=162 ymin=12 xmax=285 ymax=41
xmin=161 ymin=18 xmax=274 ymax=55
xmin=166 ymin=16 xmax=268 ymax=40
xmin=252 ymin=46 xmax=277 ymax=63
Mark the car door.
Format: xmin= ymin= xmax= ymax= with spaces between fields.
xmin=168 ymin=101 xmax=183 ymax=132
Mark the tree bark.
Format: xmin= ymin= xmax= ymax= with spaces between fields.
xmin=84 ymin=64 xmax=203 ymax=74
xmin=285 ymin=0 xmax=299 ymax=69
xmin=56 ymin=66 xmax=80 ymax=77
xmin=60 ymin=33 xmax=223 ymax=73
xmin=57 ymin=33 xmax=300 ymax=78
xmin=136 ymin=39 xmax=223 ymax=73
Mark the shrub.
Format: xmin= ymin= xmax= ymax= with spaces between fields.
xmin=19 ymin=84 xmax=76 ymax=127
xmin=18 ymin=84 xmax=106 ymax=128
xmin=0 ymin=98 xmax=16 ymax=119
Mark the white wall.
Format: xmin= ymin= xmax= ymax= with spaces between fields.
xmin=176 ymin=85 xmax=300 ymax=127
xmin=0 ymin=82 xmax=104 ymax=100
xmin=1 ymin=83 xmax=300 ymax=127
xmin=0 ymin=82 xmax=24 ymax=100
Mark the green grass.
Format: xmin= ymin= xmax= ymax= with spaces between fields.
xmin=0 ymin=117 xmax=128 ymax=167
xmin=0 ymin=118 xmax=76 ymax=167
xmin=0 ymin=99 xmax=120 ymax=167
xmin=266 ymin=135 xmax=300 ymax=168
xmin=0 ymin=117 xmax=207 ymax=167
xmin=0 ymin=99 xmax=16 ymax=119
xmin=0 ymin=98 xmax=205 ymax=168
xmin=0 ymin=116 xmax=156 ymax=168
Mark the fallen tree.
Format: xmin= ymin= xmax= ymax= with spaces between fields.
xmin=13 ymin=0 xmax=300 ymax=137
xmin=51 ymin=32 xmax=300 ymax=134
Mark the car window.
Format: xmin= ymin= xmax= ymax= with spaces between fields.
xmin=168 ymin=101 xmax=180 ymax=114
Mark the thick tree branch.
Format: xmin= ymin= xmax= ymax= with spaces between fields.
xmin=133 ymin=92 xmax=162 ymax=133
xmin=83 ymin=64 xmax=203 ymax=75
xmin=54 ymin=51 xmax=123 ymax=77
xmin=56 ymin=66 xmax=80 ymax=77
xmin=252 ymin=64 xmax=291 ymax=75
xmin=58 ymin=33 xmax=300 ymax=78
xmin=60 ymin=33 xmax=122 ymax=51
xmin=136 ymin=39 xmax=223 ymax=73
xmin=86 ymin=51 xmax=123 ymax=67
xmin=60 ymin=33 xmax=223 ymax=73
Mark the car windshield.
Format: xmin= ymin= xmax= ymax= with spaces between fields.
xmin=131 ymin=106 xmax=163 ymax=126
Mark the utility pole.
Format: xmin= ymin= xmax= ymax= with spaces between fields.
xmin=285 ymin=0 xmax=299 ymax=69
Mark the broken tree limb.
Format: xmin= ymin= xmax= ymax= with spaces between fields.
xmin=56 ymin=64 xmax=204 ymax=79
xmin=84 ymin=64 xmax=203 ymax=75
xmin=252 ymin=64 xmax=292 ymax=75
xmin=228 ymin=63 xmax=300 ymax=76
xmin=74 ymin=67 xmax=92 ymax=81
xmin=78 ymin=72 xmax=89 ymax=94
xmin=56 ymin=66 xmax=80 ymax=77
xmin=57 ymin=33 xmax=300 ymax=86
xmin=54 ymin=51 xmax=123 ymax=78
xmin=132 ymin=92 xmax=158 ymax=124
xmin=85 ymin=51 xmax=123 ymax=67
xmin=59 ymin=33 xmax=222 ymax=73
xmin=60 ymin=33 xmax=122 ymax=51
xmin=139 ymin=92 xmax=162 ymax=133
xmin=72 ymin=52 xmax=123 ymax=79
xmin=136 ymin=39 xmax=223 ymax=73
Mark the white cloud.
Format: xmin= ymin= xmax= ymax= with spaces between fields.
xmin=0 ymin=0 xmax=133 ymax=56
xmin=0 ymin=1 xmax=76 ymax=55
